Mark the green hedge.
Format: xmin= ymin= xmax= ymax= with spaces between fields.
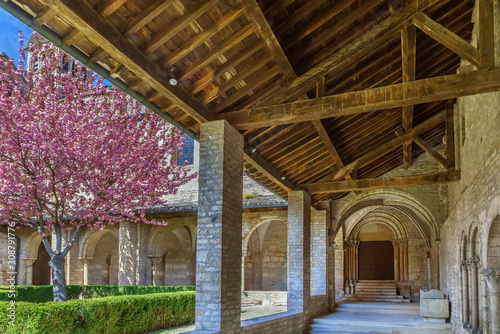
xmin=0 ymin=285 xmax=195 ymax=303
xmin=0 ymin=291 xmax=195 ymax=334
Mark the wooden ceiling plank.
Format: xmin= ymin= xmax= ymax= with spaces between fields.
xmin=478 ymin=0 xmax=494 ymax=68
xmin=274 ymin=0 xmax=328 ymax=36
xmin=331 ymin=111 xmax=446 ymax=181
xmin=283 ymin=0 xmax=357 ymax=52
xmin=214 ymin=66 xmax=281 ymax=112
xmin=203 ymin=56 xmax=273 ymax=104
xmin=402 ymin=25 xmax=417 ymax=168
xmin=300 ymin=170 xmax=460 ymax=194
xmin=259 ymin=0 xmax=421 ymax=107
xmin=240 ymin=0 xmax=297 ymax=81
xmin=219 ymin=68 xmax=500 ymax=130
xmin=144 ymin=0 xmax=219 ymax=54
xmin=263 ymin=0 xmax=295 ymax=19
xmin=191 ymin=41 xmax=266 ymax=94
xmin=163 ymin=5 xmax=245 ymax=68
xmin=179 ymin=23 xmax=256 ymax=82
xmin=39 ymin=0 xmax=216 ymax=124
xmin=412 ymin=12 xmax=480 ymax=67
xmin=123 ymin=0 xmax=176 ymax=37
xmin=413 ymin=136 xmax=447 ymax=167
xmin=254 ymin=123 xmax=304 ymax=151
xmin=97 ymin=0 xmax=127 ymax=17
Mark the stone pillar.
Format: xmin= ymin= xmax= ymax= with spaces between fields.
xmin=311 ymin=209 xmax=327 ymax=296
xmin=355 ymin=241 xmax=360 ymax=281
xmin=287 ymin=190 xmax=311 ymax=320
xmin=149 ymin=256 xmax=161 ymax=286
xmin=482 ymin=269 xmax=500 ymax=334
xmin=471 ymin=256 xmax=480 ymax=331
xmin=118 ymin=221 xmax=137 ymax=285
xmin=399 ymin=241 xmax=405 ymax=282
xmin=403 ymin=240 xmax=409 ymax=282
xmin=195 ymin=120 xmax=243 ymax=333
xmin=328 ymin=243 xmax=337 ymax=312
xmin=461 ymin=260 xmax=470 ymax=327
xmin=393 ymin=240 xmax=400 ymax=281
xmin=81 ymin=259 xmax=89 ymax=285
xmin=23 ymin=258 xmax=35 ymax=286
xmin=241 ymin=255 xmax=246 ymax=291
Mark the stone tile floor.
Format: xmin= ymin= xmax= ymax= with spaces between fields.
xmin=149 ymin=306 xmax=287 ymax=334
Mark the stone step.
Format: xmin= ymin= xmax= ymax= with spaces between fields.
xmin=344 ymin=297 xmax=410 ymax=303
xmin=357 ymin=280 xmax=396 ymax=283
xmin=355 ymin=286 xmax=397 ymax=290
xmin=335 ymin=302 xmax=420 ymax=314
xmin=354 ymin=291 xmax=398 ymax=296
xmin=310 ymin=323 xmax=451 ymax=334
xmin=355 ymin=282 xmax=396 ymax=287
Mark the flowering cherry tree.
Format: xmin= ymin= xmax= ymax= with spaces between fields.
xmin=0 ymin=33 xmax=196 ymax=301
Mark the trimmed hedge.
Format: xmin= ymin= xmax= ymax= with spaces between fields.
xmin=0 ymin=285 xmax=195 ymax=303
xmin=0 ymin=291 xmax=195 ymax=334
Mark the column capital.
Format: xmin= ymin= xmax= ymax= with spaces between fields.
xmin=481 ymin=268 xmax=500 ymax=293
xmin=400 ymin=239 xmax=409 ymax=246
xmin=460 ymin=260 xmax=469 ymax=269
xmin=22 ymin=258 xmax=36 ymax=266
xmin=471 ymin=255 xmax=481 ymax=268
xmin=392 ymin=239 xmax=400 ymax=246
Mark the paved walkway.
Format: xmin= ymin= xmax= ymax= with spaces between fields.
xmin=149 ymin=306 xmax=287 ymax=333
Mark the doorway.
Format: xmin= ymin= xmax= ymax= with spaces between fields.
xmin=358 ymin=241 xmax=394 ymax=280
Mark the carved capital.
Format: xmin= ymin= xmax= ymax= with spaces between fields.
xmin=392 ymin=239 xmax=400 ymax=246
xmin=471 ymin=255 xmax=480 ymax=268
xmin=460 ymin=260 xmax=469 ymax=269
xmin=481 ymin=268 xmax=500 ymax=293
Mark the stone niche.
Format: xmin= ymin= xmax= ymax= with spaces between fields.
xmin=420 ymin=289 xmax=449 ymax=323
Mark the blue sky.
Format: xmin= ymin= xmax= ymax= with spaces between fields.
xmin=0 ymin=9 xmax=33 ymax=66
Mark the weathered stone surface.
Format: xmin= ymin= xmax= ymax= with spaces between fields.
xmin=194 ymin=120 xmax=244 ymax=333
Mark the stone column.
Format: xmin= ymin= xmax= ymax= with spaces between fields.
xmin=328 ymin=243 xmax=337 ymax=312
xmin=23 ymin=258 xmax=35 ymax=286
xmin=482 ymin=269 xmax=500 ymax=334
xmin=311 ymin=209 xmax=327 ymax=296
xmin=287 ymin=190 xmax=311 ymax=320
xmin=81 ymin=259 xmax=89 ymax=285
xmin=461 ymin=260 xmax=470 ymax=327
xmin=392 ymin=240 xmax=400 ymax=281
xmin=149 ymin=256 xmax=161 ymax=286
xmin=399 ymin=241 xmax=405 ymax=282
xmin=118 ymin=221 xmax=137 ymax=285
xmin=352 ymin=241 xmax=358 ymax=282
xmin=195 ymin=120 xmax=243 ymax=333
xmin=471 ymin=256 xmax=480 ymax=331
xmin=403 ymin=240 xmax=409 ymax=282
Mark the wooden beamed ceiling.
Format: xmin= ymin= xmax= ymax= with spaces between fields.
xmin=8 ymin=0 xmax=496 ymax=203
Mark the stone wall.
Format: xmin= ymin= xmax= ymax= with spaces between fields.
xmin=439 ymin=1 xmax=500 ymax=332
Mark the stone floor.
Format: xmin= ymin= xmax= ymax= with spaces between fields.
xmin=149 ymin=306 xmax=287 ymax=334
xmin=310 ymin=301 xmax=452 ymax=333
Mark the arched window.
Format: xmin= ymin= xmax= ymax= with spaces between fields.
xmin=177 ymin=135 xmax=194 ymax=165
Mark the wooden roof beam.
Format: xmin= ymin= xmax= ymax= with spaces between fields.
xmin=190 ymin=41 xmax=266 ymax=94
xmin=300 ymin=170 xmax=460 ymax=194
xmin=219 ymin=68 xmax=500 ymax=130
xmin=97 ymin=0 xmax=127 ymax=17
xmin=144 ymin=0 xmax=219 ymax=54
xmin=331 ymin=111 xmax=446 ymax=181
xmin=413 ymin=136 xmax=447 ymax=167
xmin=122 ymin=0 xmax=176 ymax=37
xmin=401 ymin=25 xmax=417 ymax=168
xmin=179 ymin=24 xmax=256 ymax=82
xmin=478 ymin=0 xmax=494 ymax=68
xmin=412 ymin=12 xmax=480 ymax=67
xmin=259 ymin=0 xmax=422 ymax=107
xmin=162 ymin=5 xmax=245 ymax=68
xmin=38 ymin=0 xmax=216 ymax=124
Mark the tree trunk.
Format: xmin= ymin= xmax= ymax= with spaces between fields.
xmin=49 ymin=254 xmax=67 ymax=302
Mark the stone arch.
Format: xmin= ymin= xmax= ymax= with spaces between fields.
xmin=336 ymin=190 xmax=438 ymax=246
xmin=242 ymin=219 xmax=280 ymax=257
xmin=146 ymin=221 xmax=196 ymax=286
xmin=78 ymin=226 xmax=119 ymax=260
xmin=486 ymin=215 xmax=500 ymax=269
xmin=22 ymin=231 xmax=50 ymax=286
xmin=79 ymin=227 xmax=119 ymax=285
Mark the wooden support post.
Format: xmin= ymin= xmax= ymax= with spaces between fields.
xmin=446 ymin=100 xmax=455 ymax=169
xmin=478 ymin=0 xmax=495 ymax=68
xmin=401 ymin=25 xmax=416 ymax=168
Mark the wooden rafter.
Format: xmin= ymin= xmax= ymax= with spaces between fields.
xmin=257 ymin=0 xmax=422 ymax=107
xmin=412 ymin=12 xmax=480 ymax=67
xmin=219 ymin=68 xmax=500 ymax=130
xmin=401 ymin=25 xmax=417 ymax=168
xmin=122 ymin=0 xmax=176 ymax=37
xmin=299 ymin=170 xmax=460 ymax=194
xmin=413 ymin=136 xmax=447 ymax=167
xmin=144 ymin=0 xmax=219 ymax=54
xmin=478 ymin=0 xmax=495 ymax=68
xmin=97 ymin=0 xmax=127 ymax=17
